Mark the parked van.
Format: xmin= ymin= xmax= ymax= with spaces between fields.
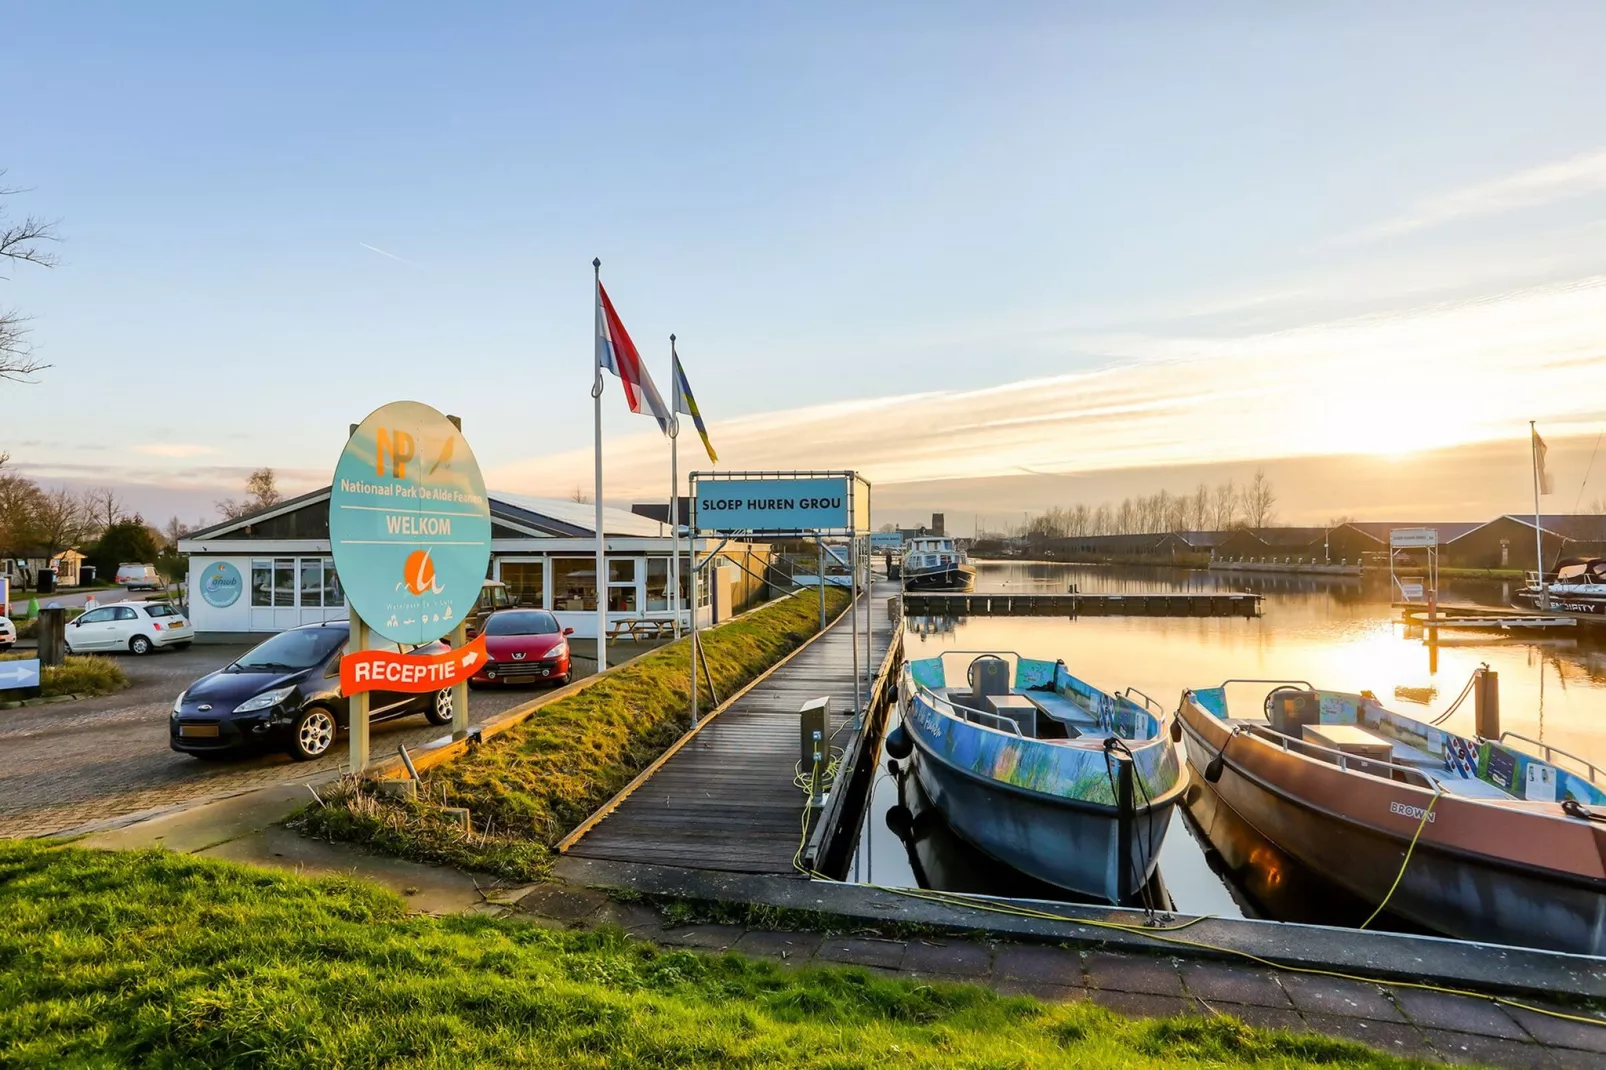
xmin=115 ymin=563 xmax=162 ymax=591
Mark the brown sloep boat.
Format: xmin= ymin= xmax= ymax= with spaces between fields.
xmin=1176 ymin=678 xmax=1606 ymax=954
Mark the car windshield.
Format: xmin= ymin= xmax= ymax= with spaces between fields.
xmin=144 ymin=604 xmax=180 ymax=618
xmin=232 ymin=627 xmax=346 ymax=672
xmin=484 ymin=610 xmax=559 ymax=636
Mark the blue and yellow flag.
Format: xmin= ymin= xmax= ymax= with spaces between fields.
xmin=670 ymin=343 xmax=717 ymax=463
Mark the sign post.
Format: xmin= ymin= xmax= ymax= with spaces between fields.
xmin=1389 ymin=528 xmax=1440 ymax=616
xmin=688 ymin=471 xmax=870 ymax=722
xmin=330 ymin=402 xmax=492 ymax=774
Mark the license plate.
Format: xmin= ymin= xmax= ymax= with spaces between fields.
xmin=180 ymin=724 xmax=219 ymax=738
xmin=169 ymin=621 xmax=184 ymax=628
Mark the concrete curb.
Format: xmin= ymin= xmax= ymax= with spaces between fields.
xmin=555 ymin=855 xmax=1606 ymax=1002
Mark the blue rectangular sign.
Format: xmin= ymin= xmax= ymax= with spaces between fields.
xmin=693 ymin=477 xmax=852 ymax=533
xmin=0 ymin=658 xmax=40 ymax=690
xmin=870 ymin=532 xmax=903 ymax=551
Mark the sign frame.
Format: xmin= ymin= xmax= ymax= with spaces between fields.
xmin=1390 ymin=528 xmax=1439 ymax=548
xmin=688 ymin=470 xmax=871 ymax=537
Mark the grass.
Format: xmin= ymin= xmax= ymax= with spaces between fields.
xmin=294 ymin=588 xmax=853 ymax=880
xmin=0 ymin=841 xmax=1422 ymax=1069
xmin=0 ymin=652 xmax=127 ymax=698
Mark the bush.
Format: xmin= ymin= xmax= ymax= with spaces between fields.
xmin=0 ymin=653 xmax=127 ymax=699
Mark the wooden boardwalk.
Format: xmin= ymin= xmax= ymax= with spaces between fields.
xmin=564 ymin=583 xmax=897 ymax=877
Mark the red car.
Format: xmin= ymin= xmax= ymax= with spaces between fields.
xmin=471 ymin=609 xmax=573 ymax=687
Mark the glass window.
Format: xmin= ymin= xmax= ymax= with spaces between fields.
xmin=235 ymin=626 xmax=348 ymax=671
xmin=608 ymin=559 xmax=636 ymax=583
xmin=113 ymin=606 xmax=138 ymax=620
xmin=273 ymin=559 xmax=295 ymax=607
xmin=646 ymin=558 xmax=670 ymax=612
xmin=78 ymin=607 xmax=114 ymax=624
xmin=608 ymin=583 xmax=638 ymax=612
xmin=323 ymin=562 xmax=343 ymax=606
xmin=145 ymin=604 xmax=180 ymax=618
xmin=484 ymin=610 xmax=560 ymax=636
xmin=300 ymin=560 xmax=323 ymax=608
xmin=501 ymin=561 xmax=544 ymax=607
xmin=252 ymin=560 xmax=272 ymax=607
xmin=551 ymin=559 xmax=597 ymax=612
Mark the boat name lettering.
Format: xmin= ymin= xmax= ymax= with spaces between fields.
xmin=701 ymin=497 xmax=843 ymax=512
xmin=1389 ymin=800 xmax=1436 ymax=823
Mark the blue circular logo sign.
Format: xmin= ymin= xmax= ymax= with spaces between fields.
xmin=328 ymin=401 xmax=492 ymax=646
xmin=200 ymin=561 xmax=243 ymax=608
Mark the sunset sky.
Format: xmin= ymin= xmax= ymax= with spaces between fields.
xmin=7 ymin=3 xmax=1606 ymax=530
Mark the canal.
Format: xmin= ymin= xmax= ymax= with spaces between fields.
xmin=850 ymin=562 xmax=1606 ymax=932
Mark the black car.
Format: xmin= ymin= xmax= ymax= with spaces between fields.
xmin=170 ymin=621 xmax=454 ymax=761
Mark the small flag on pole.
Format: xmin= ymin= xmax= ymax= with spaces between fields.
xmin=1533 ymin=425 xmax=1554 ymax=495
xmin=597 ymin=282 xmax=672 ymax=434
xmin=671 ymin=341 xmax=718 ymax=464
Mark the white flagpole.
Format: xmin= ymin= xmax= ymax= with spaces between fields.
xmin=669 ymin=335 xmax=681 ymax=639
xmin=593 ymin=258 xmax=608 ymax=671
xmin=1532 ymin=420 xmax=1547 ymax=610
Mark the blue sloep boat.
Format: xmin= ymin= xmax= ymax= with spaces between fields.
xmin=895 ymin=652 xmax=1186 ymax=903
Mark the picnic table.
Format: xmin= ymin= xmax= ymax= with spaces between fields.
xmin=606 ymin=617 xmax=677 ymax=641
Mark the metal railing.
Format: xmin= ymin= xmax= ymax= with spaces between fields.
xmin=1245 ymin=723 xmax=1436 ymax=788
xmin=912 ymin=684 xmax=1025 ymax=737
xmin=1500 ymin=731 xmax=1601 ymax=784
xmin=1121 ymin=685 xmax=1162 ymax=713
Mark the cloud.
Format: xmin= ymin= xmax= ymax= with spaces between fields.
xmin=133 ymin=443 xmax=217 ymax=459
xmin=1353 ymin=146 xmax=1606 ymax=241
xmin=485 ymin=275 xmax=1606 ymax=501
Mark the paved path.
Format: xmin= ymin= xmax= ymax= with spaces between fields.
xmin=519 ymin=883 xmax=1606 ymax=1070
xmin=0 ymin=645 xmax=535 ymax=838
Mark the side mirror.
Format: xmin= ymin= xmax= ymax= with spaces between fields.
xmin=563 ymin=627 xmax=575 ymax=636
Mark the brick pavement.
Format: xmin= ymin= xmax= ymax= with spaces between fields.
xmin=0 ymin=644 xmax=533 ymax=838
xmin=517 ymin=886 xmax=1606 ymax=1069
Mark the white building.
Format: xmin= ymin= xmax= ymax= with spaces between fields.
xmin=178 ymin=487 xmax=772 ymax=641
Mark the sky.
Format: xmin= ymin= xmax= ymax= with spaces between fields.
xmin=6 ymin=2 xmax=1606 ymax=531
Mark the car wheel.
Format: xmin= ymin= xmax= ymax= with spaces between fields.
xmin=552 ymin=673 xmax=571 ymax=687
xmin=425 ymin=688 xmax=454 ymax=725
xmin=289 ymin=706 xmax=337 ymax=761
xmin=129 ymin=635 xmax=153 ymax=655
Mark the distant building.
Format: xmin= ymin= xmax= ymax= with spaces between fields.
xmin=1443 ymin=515 xmax=1606 ymax=570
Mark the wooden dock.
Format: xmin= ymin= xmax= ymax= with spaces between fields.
xmin=561 ymin=582 xmax=897 ymax=877
xmin=901 ymin=591 xmax=1262 ymax=617
xmin=1397 ymin=602 xmax=1578 ymax=631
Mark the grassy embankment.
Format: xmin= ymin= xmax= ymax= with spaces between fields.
xmin=0 ymin=651 xmax=126 ymax=700
xmin=294 ymin=588 xmax=852 ymax=882
xmin=0 ymin=842 xmax=1416 ymax=1069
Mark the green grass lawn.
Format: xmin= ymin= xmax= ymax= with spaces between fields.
xmin=295 ymin=588 xmax=852 ymax=881
xmin=0 ymin=841 xmax=1419 ymax=1069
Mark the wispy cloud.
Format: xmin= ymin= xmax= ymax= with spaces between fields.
xmin=358 ymin=242 xmax=426 ymax=271
xmin=133 ymin=443 xmax=217 ymax=459
xmin=1353 ymin=146 xmax=1606 ymax=241
xmin=486 ymin=275 xmax=1606 ymax=500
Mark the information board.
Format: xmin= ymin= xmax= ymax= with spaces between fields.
xmin=692 ymin=476 xmax=857 ymax=534
xmin=870 ymin=532 xmax=903 ymax=551
xmin=329 ymin=401 xmax=491 ymax=645
xmin=1390 ymin=528 xmax=1439 ymax=548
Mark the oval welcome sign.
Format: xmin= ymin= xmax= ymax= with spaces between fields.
xmin=329 ymin=401 xmax=491 ymax=646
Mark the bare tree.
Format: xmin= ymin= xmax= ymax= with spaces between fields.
xmin=1211 ymin=480 xmax=1239 ymax=529
xmin=216 ymin=466 xmax=282 ymax=520
xmin=84 ymin=486 xmax=125 ymax=535
xmin=30 ymin=485 xmax=90 ymax=560
xmin=162 ymin=515 xmax=188 ymax=549
xmin=0 ymin=175 xmax=60 ymax=383
xmin=1243 ymin=469 xmax=1277 ymax=528
xmin=569 ymin=484 xmax=591 ymax=504
xmin=1190 ymin=484 xmax=1211 ymax=531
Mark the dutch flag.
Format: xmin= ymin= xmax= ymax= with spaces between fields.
xmin=596 ymin=280 xmax=672 ymax=434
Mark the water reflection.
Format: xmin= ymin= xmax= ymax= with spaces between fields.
xmin=853 ymin=562 xmax=1606 ymax=924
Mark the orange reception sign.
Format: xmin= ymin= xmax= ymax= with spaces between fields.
xmin=340 ymin=633 xmax=488 ymax=695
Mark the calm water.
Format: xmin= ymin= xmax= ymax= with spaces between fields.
xmin=849 ymin=562 xmax=1606 ymax=925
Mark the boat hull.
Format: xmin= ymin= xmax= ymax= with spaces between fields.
xmin=903 ymin=564 xmax=976 ymax=592
xmin=909 ymin=727 xmax=1180 ymax=903
xmin=1178 ymin=706 xmax=1606 ymax=954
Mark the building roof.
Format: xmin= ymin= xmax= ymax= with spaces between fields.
xmin=1247 ymin=527 xmax=1329 ymax=547
xmin=1452 ymin=514 xmax=1606 ymax=542
xmin=181 ymin=485 xmax=667 ymax=547
xmin=1343 ymin=521 xmax=1483 ymax=544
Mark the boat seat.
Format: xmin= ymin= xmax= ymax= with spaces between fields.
xmin=1026 ymin=691 xmax=1101 ymax=728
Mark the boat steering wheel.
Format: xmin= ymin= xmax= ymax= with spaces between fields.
xmin=1264 ymin=684 xmax=1304 ymax=720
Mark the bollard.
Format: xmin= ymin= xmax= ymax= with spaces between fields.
xmin=1475 ymin=669 xmax=1500 ymax=740
xmin=1114 ymin=751 xmax=1135 ymax=902
xmin=38 ymin=607 xmax=67 ymax=667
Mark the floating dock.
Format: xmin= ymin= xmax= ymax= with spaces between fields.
xmin=1397 ymin=602 xmax=1578 ymax=631
xmin=901 ymin=591 xmax=1262 ymax=617
xmin=559 ymin=583 xmax=898 ymax=876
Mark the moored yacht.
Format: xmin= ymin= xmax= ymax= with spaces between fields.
xmin=1517 ymin=557 xmax=1606 ymax=614
xmin=902 ymin=536 xmax=976 ymax=591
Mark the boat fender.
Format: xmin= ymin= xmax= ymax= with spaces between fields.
xmin=1205 ymin=724 xmax=1252 ymax=784
xmin=885 ymin=723 xmax=913 ymax=760
xmin=1169 ymin=717 xmax=1182 ymax=743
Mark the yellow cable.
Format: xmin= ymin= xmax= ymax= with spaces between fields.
xmin=1359 ymin=782 xmax=1441 ymax=930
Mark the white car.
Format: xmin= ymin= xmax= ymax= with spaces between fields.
xmin=0 ymin=615 xmax=13 ymax=652
xmin=116 ymin=563 xmax=163 ymax=591
xmin=65 ymin=601 xmax=192 ymax=655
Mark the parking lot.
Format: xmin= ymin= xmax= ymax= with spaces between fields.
xmin=0 ymin=644 xmax=536 ymax=838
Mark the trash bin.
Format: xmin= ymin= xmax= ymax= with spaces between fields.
xmin=79 ymin=565 xmax=97 ymax=585
xmin=36 ymin=568 xmax=56 ymax=594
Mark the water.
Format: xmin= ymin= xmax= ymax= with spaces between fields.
xmin=849 ymin=562 xmax=1606 ymax=925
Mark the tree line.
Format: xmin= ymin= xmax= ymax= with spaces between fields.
xmin=1010 ymin=469 xmax=1278 ymax=540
